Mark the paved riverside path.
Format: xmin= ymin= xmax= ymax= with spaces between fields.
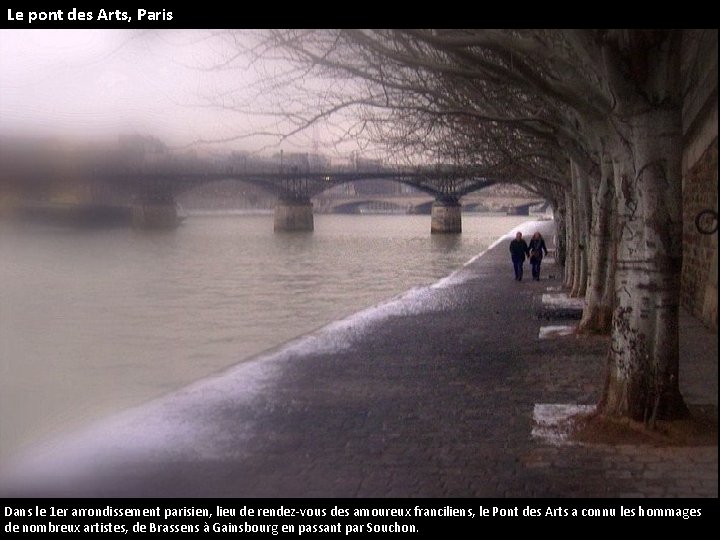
xmin=0 ymin=220 xmax=716 ymax=498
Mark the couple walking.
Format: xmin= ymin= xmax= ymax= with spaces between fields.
xmin=509 ymin=231 xmax=548 ymax=281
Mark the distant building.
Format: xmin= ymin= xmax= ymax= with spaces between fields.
xmin=271 ymin=151 xmax=331 ymax=172
xmin=118 ymin=134 xmax=168 ymax=161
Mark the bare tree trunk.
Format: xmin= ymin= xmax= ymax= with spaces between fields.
xmin=552 ymin=196 xmax=567 ymax=268
xmin=597 ymin=30 xmax=688 ymax=422
xmin=570 ymin=162 xmax=591 ymax=297
xmin=578 ymin=149 xmax=615 ymax=334
xmin=563 ymin=189 xmax=575 ymax=289
xmin=599 ymin=106 xmax=688 ymax=421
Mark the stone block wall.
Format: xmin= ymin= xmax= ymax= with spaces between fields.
xmin=680 ymin=30 xmax=717 ymax=332
xmin=681 ymin=137 xmax=717 ymax=329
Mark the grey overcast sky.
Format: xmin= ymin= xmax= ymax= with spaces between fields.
xmin=0 ymin=29 xmax=363 ymax=158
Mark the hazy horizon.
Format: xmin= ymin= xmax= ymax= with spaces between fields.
xmin=0 ymin=29 xmax=374 ymax=161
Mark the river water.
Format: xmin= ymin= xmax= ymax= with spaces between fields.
xmin=0 ymin=212 xmax=535 ymax=462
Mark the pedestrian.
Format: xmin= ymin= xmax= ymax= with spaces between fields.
xmin=509 ymin=231 xmax=529 ymax=281
xmin=527 ymin=231 xmax=549 ymax=281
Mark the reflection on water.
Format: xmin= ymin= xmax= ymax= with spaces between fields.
xmin=0 ymin=212 xmax=534 ymax=461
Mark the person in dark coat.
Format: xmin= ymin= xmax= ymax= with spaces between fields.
xmin=509 ymin=231 xmax=529 ymax=281
xmin=527 ymin=231 xmax=549 ymax=281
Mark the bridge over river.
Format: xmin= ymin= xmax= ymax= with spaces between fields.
xmin=314 ymin=193 xmax=547 ymax=217
xmin=111 ymin=168 xmax=500 ymax=233
xmin=2 ymin=151 xmax=547 ymax=233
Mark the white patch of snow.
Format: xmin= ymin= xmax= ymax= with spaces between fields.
xmin=542 ymin=293 xmax=585 ymax=309
xmin=531 ymin=403 xmax=595 ymax=445
xmin=539 ymin=325 xmax=577 ymax=339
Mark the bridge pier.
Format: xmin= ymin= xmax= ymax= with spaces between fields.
xmin=506 ymin=205 xmax=530 ymax=216
xmin=274 ymin=198 xmax=314 ymax=232
xmin=132 ymin=197 xmax=179 ymax=229
xmin=431 ymin=199 xmax=462 ymax=234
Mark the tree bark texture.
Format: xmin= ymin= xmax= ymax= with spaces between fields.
xmin=599 ymin=30 xmax=688 ymax=421
xmin=578 ymin=149 xmax=615 ymax=334
xmin=570 ymin=162 xmax=591 ymax=298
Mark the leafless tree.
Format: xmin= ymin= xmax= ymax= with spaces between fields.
xmin=207 ymin=29 xmax=702 ymax=423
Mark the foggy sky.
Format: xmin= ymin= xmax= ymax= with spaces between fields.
xmin=0 ymin=29 xmax=356 ymax=157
